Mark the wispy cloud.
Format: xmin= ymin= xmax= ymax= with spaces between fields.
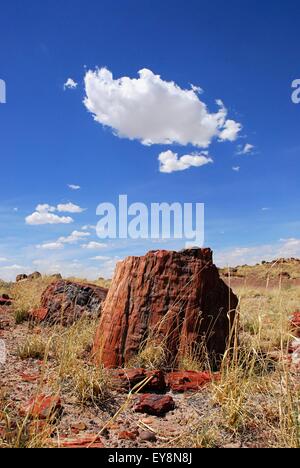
xmin=82 ymin=241 xmax=108 ymax=250
xmin=90 ymin=255 xmax=110 ymax=261
xmin=57 ymin=203 xmax=85 ymax=213
xmin=68 ymin=184 xmax=81 ymax=191
xmin=237 ymin=143 xmax=255 ymax=155
xmin=215 ymin=238 xmax=300 ymax=267
xmin=37 ymin=230 xmax=91 ymax=250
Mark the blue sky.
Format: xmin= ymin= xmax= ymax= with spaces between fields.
xmin=1 ymin=0 xmax=300 ymax=280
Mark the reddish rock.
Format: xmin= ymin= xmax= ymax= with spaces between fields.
xmin=94 ymin=249 xmax=237 ymax=368
xmin=111 ymin=368 xmax=166 ymax=392
xmin=52 ymin=435 xmax=105 ymax=448
xmin=166 ymin=370 xmax=214 ymax=392
xmin=291 ymin=312 xmax=300 ymax=337
xmin=28 ymin=271 xmax=42 ymax=281
xmin=30 ymin=308 xmax=48 ymax=322
xmin=31 ymin=280 xmax=108 ymax=325
xmin=118 ymin=430 xmax=139 ymax=441
xmin=20 ymin=394 xmax=62 ymax=420
xmin=20 ymin=372 xmax=40 ymax=383
xmin=16 ymin=274 xmax=28 ymax=282
xmin=50 ymin=273 xmax=62 ymax=280
xmin=135 ymin=394 xmax=175 ymax=416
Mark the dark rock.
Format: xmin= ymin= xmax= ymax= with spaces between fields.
xmin=16 ymin=274 xmax=28 ymax=282
xmin=0 ymin=294 xmax=12 ymax=306
xmin=135 ymin=394 xmax=175 ymax=416
xmin=28 ymin=271 xmax=42 ymax=281
xmin=30 ymin=280 xmax=108 ymax=325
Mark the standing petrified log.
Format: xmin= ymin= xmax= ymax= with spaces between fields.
xmin=93 ymin=248 xmax=238 ymax=368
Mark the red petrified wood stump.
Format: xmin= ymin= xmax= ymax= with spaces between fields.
xmin=93 ymin=248 xmax=238 ymax=368
xmin=30 ymin=280 xmax=108 ymax=325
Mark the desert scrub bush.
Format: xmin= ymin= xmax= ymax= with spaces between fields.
xmin=128 ymin=341 xmax=167 ymax=370
xmin=14 ymin=308 xmax=30 ymax=324
xmin=73 ymin=365 xmax=111 ymax=405
xmin=0 ymin=412 xmax=53 ymax=448
xmin=236 ymin=286 xmax=291 ymax=351
xmin=12 ymin=276 xmax=55 ymax=318
xmin=18 ymin=335 xmax=47 ymax=360
xmin=50 ymin=317 xmax=97 ymax=379
xmin=0 ymin=280 xmax=13 ymax=296
xmin=178 ymin=341 xmax=210 ymax=372
xmin=211 ymin=284 xmax=300 ymax=446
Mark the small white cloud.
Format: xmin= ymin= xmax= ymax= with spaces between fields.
xmin=262 ymin=207 xmax=271 ymax=211
xmin=37 ymin=230 xmax=90 ymax=250
xmin=26 ymin=204 xmax=73 ymax=225
xmin=0 ymin=257 xmax=8 ymax=262
xmin=2 ymin=264 xmax=26 ymax=271
xmin=158 ymin=150 xmax=213 ymax=173
xmin=59 ymin=230 xmax=90 ymax=244
xmin=82 ymin=224 xmax=96 ymax=231
xmin=232 ymin=166 xmax=240 ymax=172
xmin=68 ymin=184 xmax=81 ymax=190
xmin=64 ymin=78 xmax=78 ymax=90
xmin=26 ymin=203 xmax=85 ymax=225
xmin=57 ymin=203 xmax=85 ymax=213
xmin=84 ymin=67 xmax=242 ymax=148
xmin=237 ymin=143 xmax=255 ymax=155
xmin=82 ymin=241 xmax=108 ymax=250
xmin=90 ymin=256 xmax=110 ymax=261
xmin=13 ymin=207 xmax=18 ymax=212
xmin=37 ymin=242 xmax=64 ymax=250
xmin=219 ymin=120 xmax=242 ymax=142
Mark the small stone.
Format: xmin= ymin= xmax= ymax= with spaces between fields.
xmin=71 ymin=422 xmax=87 ymax=432
xmin=118 ymin=430 xmax=138 ymax=441
xmin=139 ymin=430 xmax=157 ymax=442
xmin=166 ymin=371 xmax=215 ymax=393
xmin=20 ymin=394 xmax=62 ymax=420
xmin=135 ymin=394 xmax=175 ymax=416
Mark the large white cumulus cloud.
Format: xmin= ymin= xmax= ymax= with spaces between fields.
xmin=83 ymin=68 xmax=242 ymax=148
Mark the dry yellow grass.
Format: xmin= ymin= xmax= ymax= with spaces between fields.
xmin=1 ymin=272 xmax=299 ymax=448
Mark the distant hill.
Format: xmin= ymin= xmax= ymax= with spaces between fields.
xmin=219 ymin=258 xmax=300 ymax=289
